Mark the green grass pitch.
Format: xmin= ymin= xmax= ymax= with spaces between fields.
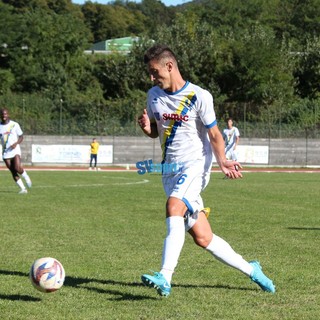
xmin=0 ymin=169 xmax=319 ymax=319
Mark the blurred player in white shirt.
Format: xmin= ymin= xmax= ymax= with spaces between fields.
xmin=223 ymin=117 xmax=240 ymax=160
xmin=138 ymin=44 xmax=275 ymax=297
xmin=0 ymin=108 xmax=32 ymax=194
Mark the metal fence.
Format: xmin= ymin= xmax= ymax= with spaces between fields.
xmin=18 ymin=118 xmax=320 ymax=140
xmin=16 ymin=135 xmax=320 ymax=167
xmin=236 ymin=121 xmax=320 ymax=139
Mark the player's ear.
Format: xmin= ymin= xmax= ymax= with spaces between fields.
xmin=166 ymin=61 xmax=173 ymax=72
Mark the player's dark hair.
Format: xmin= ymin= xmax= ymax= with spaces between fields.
xmin=144 ymin=44 xmax=177 ymax=65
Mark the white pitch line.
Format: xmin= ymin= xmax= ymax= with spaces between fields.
xmin=112 ymin=179 xmax=149 ymax=185
xmin=26 ymin=179 xmax=150 ymax=189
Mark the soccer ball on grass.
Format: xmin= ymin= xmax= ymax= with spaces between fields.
xmin=29 ymin=257 xmax=65 ymax=293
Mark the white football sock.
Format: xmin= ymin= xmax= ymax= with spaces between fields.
xmin=16 ymin=178 xmax=26 ymax=190
xmin=22 ymin=170 xmax=32 ymax=187
xmin=21 ymin=171 xmax=29 ymax=180
xmin=206 ymin=234 xmax=253 ymax=276
xmin=160 ymin=216 xmax=185 ymax=284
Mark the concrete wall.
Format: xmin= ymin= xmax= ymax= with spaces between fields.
xmin=4 ymin=135 xmax=320 ymax=167
xmin=241 ymin=138 xmax=320 ymax=166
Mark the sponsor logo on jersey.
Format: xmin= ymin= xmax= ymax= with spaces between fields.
xmin=163 ymin=113 xmax=189 ymax=121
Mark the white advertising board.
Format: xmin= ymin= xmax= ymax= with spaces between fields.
xmin=32 ymin=145 xmax=113 ymax=164
xmin=237 ymin=145 xmax=269 ymax=164
xmin=213 ymin=145 xmax=269 ymax=164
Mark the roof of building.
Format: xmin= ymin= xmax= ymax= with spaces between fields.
xmin=85 ymin=36 xmax=139 ymax=55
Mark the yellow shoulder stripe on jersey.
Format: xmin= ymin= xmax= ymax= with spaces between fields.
xmin=161 ymin=92 xmax=196 ymax=160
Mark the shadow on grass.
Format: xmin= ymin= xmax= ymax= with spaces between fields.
xmin=0 ymin=269 xmax=255 ymax=301
xmin=65 ymin=276 xmax=256 ymax=299
xmin=0 ymin=294 xmax=41 ymax=301
xmin=0 ymin=270 xmax=41 ymax=302
xmin=64 ymin=277 xmax=156 ymax=301
xmin=288 ymin=227 xmax=320 ymax=231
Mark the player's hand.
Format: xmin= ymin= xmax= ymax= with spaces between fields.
xmin=221 ymin=160 xmax=243 ymax=179
xmin=138 ymin=109 xmax=151 ymax=134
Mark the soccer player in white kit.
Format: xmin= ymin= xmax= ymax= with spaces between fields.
xmin=0 ymin=108 xmax=32 ymax=193
xmin=223 ymin=117 xmax=240 ymax=160
xmin=138 ymin=45 xmax=275 ymax=297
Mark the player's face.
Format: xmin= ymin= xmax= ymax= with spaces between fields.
xmin=0 ymin=109 xmax=9 ymax=123
xmin=147 ymin=59 xmax=171 ymax=90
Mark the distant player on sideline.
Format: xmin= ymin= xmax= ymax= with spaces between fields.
xmin=223 ymin=117 xmax=240 ymax=160
xmin=0 ymin=108 xmax=32 ymax=194
xmin=138 ymin=44 xmax=275 ymax=297
xmin=89 ymin=138 xmax=99 ymax=170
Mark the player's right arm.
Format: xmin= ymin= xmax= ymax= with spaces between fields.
xmin=138 ymin=109 xmax=159 ymax=138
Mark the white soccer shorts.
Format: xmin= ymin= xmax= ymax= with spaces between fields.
xmin=162 ymin=158 xmax=212 ymax=231
xmin=226 ymin=149 xmax=238 ymax=161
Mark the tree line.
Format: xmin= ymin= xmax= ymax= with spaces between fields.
xmin=0 ymin=0 xmax=319 ymax=136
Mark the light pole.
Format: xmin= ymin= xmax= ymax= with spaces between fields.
xmin=60 ymin=99 xmax=63 ymax=134
xmin=22 ymin=98 xmax=25 ymax=126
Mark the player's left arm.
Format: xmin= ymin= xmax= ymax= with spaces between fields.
xmin=208 ymin=125 xmax=242 ymax=179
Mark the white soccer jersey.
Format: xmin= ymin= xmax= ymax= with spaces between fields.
xmin=223 ymin=127 xmax=240 ymax=154
xmin=147 ymin=81 xmax=217 ymax=164
xmin=0 ymin=120 xmax=23 ymax=159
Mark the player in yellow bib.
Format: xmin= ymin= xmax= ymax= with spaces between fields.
xmin=89 ymin=138 xmax=99 ymax=170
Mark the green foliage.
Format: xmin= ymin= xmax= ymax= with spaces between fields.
xmin=0 ymin=4 xmax=91 ymax=96
xmin=150 ymin=14 xmax=222 ymax=96
xmin=294 ymin=36 xmax=320 ymax=99
xmin=81 ymin=1 xmax=148 ymax=42
xmin=0 ymin=92 xmax=56 ymax=133
xmin=106 ymin=89 xmax=146 ymax=123
xmin=0 ymin=69 xmax=15 ymax=94
xmin=286 ymin=98 xmax=320 ymax=129
xmin=93 ymin=53 xmax=133 ymax=99
xmin=140 ymin=0 xmax=174 ymax=31
xmin=215 ymin=23 xmax=296 ymax=123
xmin=191 ymin=0 xmax=276 ymax=32
xmin=284 ymin=0 xmax=320 ymax=39
xmin=0 ymin=0 xmax=319 ymax=135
